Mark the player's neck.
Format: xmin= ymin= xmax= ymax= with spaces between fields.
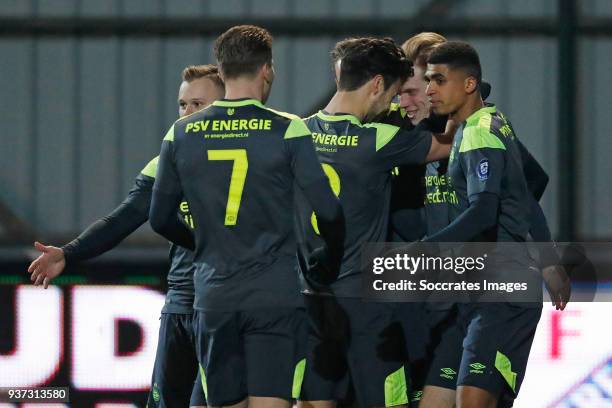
xmin=451 ymin=96 xmax=484 ymax=124
xmin=324 ymin=91 xmax=368 ymax=122
xmin=223 ymin=77 xmax=266 ymax=103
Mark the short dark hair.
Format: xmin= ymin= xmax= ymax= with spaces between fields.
xmin=181 ymin=64 xmax=224 ymax=89
xmin=428 ymin=41 xmax=482 ymax=84
xmin=214 ymin=25 xmax=273 ymax=79
xmin=331 ymin=37 xmax=413 ymax=91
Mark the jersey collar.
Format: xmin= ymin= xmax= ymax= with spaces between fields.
xmin=212 ymin=98 xmax=265 ymax=108
xmin=465 ymin=104 xmax=497 ymax=126
xmin=316 ymin=110 xmax=362 ymax=126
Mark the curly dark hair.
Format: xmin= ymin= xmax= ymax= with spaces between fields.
xmin=331 ymin=37 xmax=413 ymax=91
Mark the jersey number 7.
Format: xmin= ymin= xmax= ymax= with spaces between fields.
xmin=207 ymin=149 xmax=248 ymax=226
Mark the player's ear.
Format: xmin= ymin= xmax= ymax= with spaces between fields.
xmin=334 ymin=59 xmax=342 ymax=82
xmin=371 ymin=75 xmax=385 ymax=96
xmin=465 ymin=76 xmax=478 ymax=94
xmin=334 ymin=60 xmax=341 ymax=89
xmin=262 ymin=62 xmax=274 ymax=85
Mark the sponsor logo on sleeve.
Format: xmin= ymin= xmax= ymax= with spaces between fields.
xmin=477 ymin=158 xmax=489 ymax=180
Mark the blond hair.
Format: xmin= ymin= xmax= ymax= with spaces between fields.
xmin=181 ymin=64 xmax=224 ymax=89
xmin=401 ymin=32 xmax=447 ymax=70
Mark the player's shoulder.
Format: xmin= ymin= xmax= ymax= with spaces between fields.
xmin=140 ymin=156 xmax=159 ymax=178
xmin=302 ymin=112 xmax=318 ymax=123
xmin=364 ymin=121 xmax=414 ymax=152
xmin=259 ymin=105 xmax=311 ymax=139
xmin=460 ymin=105 xmax=506 ymax=153
xmin=261 ymin=105 xmax=301 ymax=121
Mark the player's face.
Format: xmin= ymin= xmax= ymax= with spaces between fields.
xmin=178 ymin=77 xmax=224 ymax=117
xmin=399 ymin=65 xmax=430 ymax=125
xmin=366 ymin=78 xmax=401 ymax=122
xmin=425 ymin=63 xmax=468 ymax=116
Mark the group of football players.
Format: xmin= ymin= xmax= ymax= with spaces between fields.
xmin=28 ymin=24 xmax=570 ymax=408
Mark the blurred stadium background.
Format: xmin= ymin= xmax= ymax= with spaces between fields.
xmin=0 ymin=0 xmax=611 ymax=407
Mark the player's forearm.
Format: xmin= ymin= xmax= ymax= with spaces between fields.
xmin=518 ymin=139 xmax=549 ymax=201
xmin=423 ymin=192 xmax=499 ymax=242
xmin=527 ymin=195 xmax=562 ymax=268
xmin=426 ymin=133 xmax=453 ymax=162
xmin=62 ymin=202 xmax=149 ymax=263
xmin=391 ymin=208 xmax=426 ymax=242
xmin=528 ymin=197 xmax=552 ymax=242
xmin=303 ymin=178 xmax=345 ymax=260
xmin=316 ymin=209 xmax=345 ymax=256
xmin=150 ymin=191 xmax=195 ymax=251
xmin=525 ymin=162 xmax=549 ymax=202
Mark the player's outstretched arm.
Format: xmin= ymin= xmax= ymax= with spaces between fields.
xmin=422 ymin=192 xmax=499 ymax=242
xmin=27 ymin=174 xmax=153 ymax=288
xmin=424 ymin=146 xmax=505 ymax=242
xmin=372 ymin=119 xmax=457 ymax=169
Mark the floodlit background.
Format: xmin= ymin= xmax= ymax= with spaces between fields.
xmin=0 ymin=0 xmax=611 ymax=407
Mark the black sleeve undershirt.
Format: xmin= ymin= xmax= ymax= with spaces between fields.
xmin=61 ymin=175 xmax=153 ymax=263
xmin=149 ymin=190 xmax=195 ymax=251
xmin=288 ymin=135 xmax=345 ymax=262
xmin=517 ymin=139 xmax=549 ymax=201
xmin=423 ymin=192 xmax=499 ymax=243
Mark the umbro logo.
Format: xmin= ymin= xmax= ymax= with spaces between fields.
xmin=440 ymin=367 xmax=457 ymax=380
xmin=469 ymin=362 xmax=486 ymax=374
xmin=152 ymin=382 xmax=160 ymax=402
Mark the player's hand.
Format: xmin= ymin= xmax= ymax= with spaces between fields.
xmin=542 ymin=264 xmax=571 ymax=310
xmin=27 ymin=241 xmax=66 ymax=289
xmin=305 ymin=245 xmax=340 ymax=287
xmin=443 ymin=117 xmax=458 ymax=139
